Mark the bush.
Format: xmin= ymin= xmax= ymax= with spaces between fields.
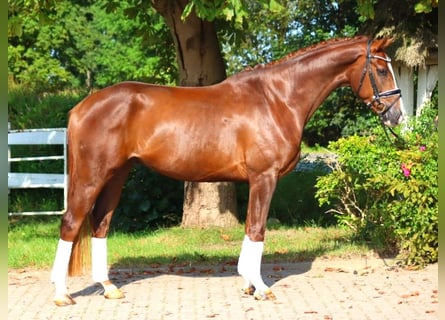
xmin=315 ymin=102 xmax=438 ymax=266
xmin=8 ymin=84 xmax=85 ymax=129
xmin=303 ymin=87 xmax=376 ymax=146
xmin=114 ymin=166 xmax=335 ymax=232
xmin=111 ymin=165 xmax=184 ymax=232
xmin=236 ymin=169 xmax=335 ymax=227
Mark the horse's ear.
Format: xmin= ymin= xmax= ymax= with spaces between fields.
xmin=373 ymin=37 xmax=395 ymax=51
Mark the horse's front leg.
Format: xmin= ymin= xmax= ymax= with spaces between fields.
xmin=238 ymin=172 xmax=278 ymax=301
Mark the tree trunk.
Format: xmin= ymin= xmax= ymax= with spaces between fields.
xmin=153 ymin=0 xmax=239 ymax=228
xmin=182 ymin=181 xmax=238 ymax=227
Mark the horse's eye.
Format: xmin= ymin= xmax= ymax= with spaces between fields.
xmin=377 ymin=68 xmax=388 ymax=76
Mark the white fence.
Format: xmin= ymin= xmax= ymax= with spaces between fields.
xmin=8 ymin=128 xmax=68 ymax=216
xmin=393 ymin=62 xmax=438 ymax=117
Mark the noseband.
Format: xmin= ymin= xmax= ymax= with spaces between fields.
xmin=357 ymin=40 xmax=402 ymax=116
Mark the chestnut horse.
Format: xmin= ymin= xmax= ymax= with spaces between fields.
xmin=51 ymin=36 xmax=403 ymax=305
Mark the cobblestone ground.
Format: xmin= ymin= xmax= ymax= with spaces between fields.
xmin=8 ymin=257 xmax=437 ymax=320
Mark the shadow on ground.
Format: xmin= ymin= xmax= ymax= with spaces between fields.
xmin=70 ymin=259 xmax=316 ymax=299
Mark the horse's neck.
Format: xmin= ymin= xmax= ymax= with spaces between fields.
xmin=270 ymin=45 xmax=361 ymax=117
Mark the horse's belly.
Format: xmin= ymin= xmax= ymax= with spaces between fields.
xmin=135 ymin=147 xmax=248 ymax=182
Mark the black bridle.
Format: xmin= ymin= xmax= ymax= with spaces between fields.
xmin=357 ymin=40 xmax=402 ymax=117
xmin=357 ymin=40 xmax=405 ymax=148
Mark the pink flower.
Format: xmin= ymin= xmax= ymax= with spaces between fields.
xmin=419 ymin=145 xmax=426 ymax=151
xmin=401 ymin=163 xmax=411 ymax=177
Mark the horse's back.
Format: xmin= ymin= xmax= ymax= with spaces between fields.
xmin=70 ymin=82 xmax=160 ymax=120
xmin=66 ymin=81 xmax=251 ymax=181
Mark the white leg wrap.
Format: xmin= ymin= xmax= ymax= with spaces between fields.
xmin=92 ymin=237 xmax=109 ymax=283
xmin=51 ymin=239 xmax=73 ymax=295
xmin=237 ymin=235 xmax=268 ymax=291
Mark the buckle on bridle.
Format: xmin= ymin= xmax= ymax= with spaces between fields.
xmin=367 ymin=88 xmax=402 ymax=115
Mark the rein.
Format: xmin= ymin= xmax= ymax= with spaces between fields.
xmin=357 ymin=40 xmax=402 ymax=117
xmin=380 ymin=121 xmax=407 ymax=149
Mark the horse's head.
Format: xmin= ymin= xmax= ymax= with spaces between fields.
xmin=353 ymin=38 xmax=404 ymax=127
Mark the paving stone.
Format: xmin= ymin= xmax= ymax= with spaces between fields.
xmin=8 ymin=257 xmax=438 ymax=320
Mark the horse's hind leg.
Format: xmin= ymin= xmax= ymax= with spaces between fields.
xmin=90 ymin=162 xmax=132 ymax=300
xmin=51 ymin=182 xmax=101 ymax=306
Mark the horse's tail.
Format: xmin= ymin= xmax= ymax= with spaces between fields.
xmin=68 ymin=215 xmax=92 ymax=276
xmin=64 ymin=118 xmax=92 ymax=276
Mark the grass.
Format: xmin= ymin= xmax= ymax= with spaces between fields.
xmin=8 ymin=216 xmax=376 ymax=270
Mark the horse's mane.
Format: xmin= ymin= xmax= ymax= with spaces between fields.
xmin=241 ymin=35 xmax=369 ymax=73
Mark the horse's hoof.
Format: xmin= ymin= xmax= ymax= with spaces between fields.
xmin=53 ymin=294 xmax=76 ymax=306
xmin=242 ymin=286 xmax=255 ymax=296
xmin=104 ymin=288 xmax=125 ymax=299
xmin=254 ymin=289 xmax=276 ymax=301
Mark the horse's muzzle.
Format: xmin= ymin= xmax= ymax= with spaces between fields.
xmin=382 ymin=111 xmax=404 ymax=127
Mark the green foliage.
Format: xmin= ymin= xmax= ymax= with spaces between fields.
xmin=222 ymin=0 xmax=360 ymax=75
xmin=269 ymin=170 xmax=336 ymax=226
xmin=355 ymin=0 xmax=438 ymax=20
xmin=182 ymin=0 xmax=284 ymax=27
xmin=113 ymin=166 xmax=334 ymax=232
xmin=236 ymin=170 xmax=335 ymax=227
xmin=414 ymin=0 xmax=438 ymax=13
xmin=8 ymin=0 xmax=176 ymax=92
xmin=8 ymin=84 xmax=83 ymax=129
xmin=303 ymin=88 xmax=378 ymax=146
xmin=315 ymin=101 xmax=438 ymax=266
xmin=111 ymin=165 xmax=184 ymax=232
